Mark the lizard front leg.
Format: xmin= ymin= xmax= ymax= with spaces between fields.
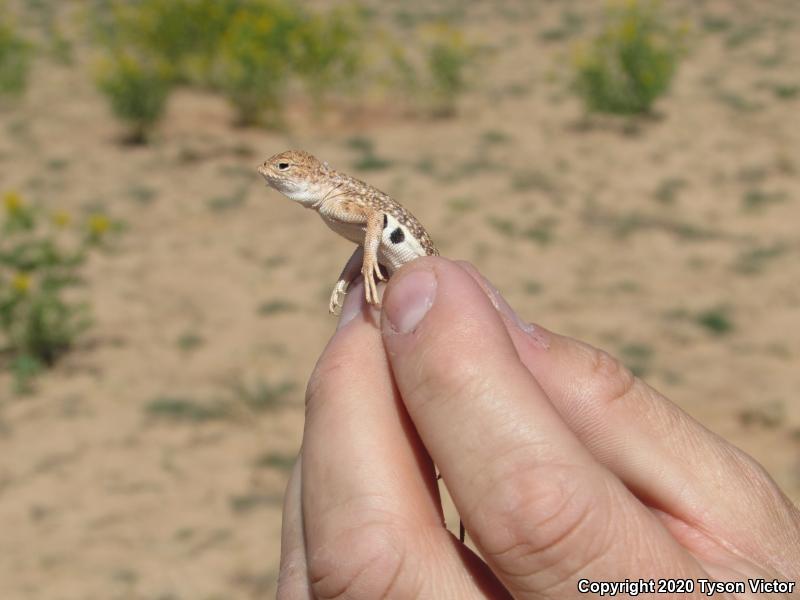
xmin=361 ymin=211 xmax=386 ymax=306
xmin=329 ymin=246 xmax=364 ymax=315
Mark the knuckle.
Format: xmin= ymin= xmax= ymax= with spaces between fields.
xmin=307 ymin=522 xmax=410 ymax=600
xmin=576 ymin=343 xmax=638 ymax=408
xmin=725 ymin=445 xmax=790 ymax=506
xmin=473 ymin=462 xmax=612 ymax=584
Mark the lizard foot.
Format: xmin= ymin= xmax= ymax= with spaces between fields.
xmin=328 ymin=280 xmax=348 ymax=315
xmin=362 ymin=261 xmax=383 ymax=306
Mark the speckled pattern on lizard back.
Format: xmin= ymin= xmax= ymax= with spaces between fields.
xmin=258 ymin=150 xmax=438 ymax=313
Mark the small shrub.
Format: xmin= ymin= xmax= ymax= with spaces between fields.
xmin=226 ymin=378 xmax=295 ymax=412
xmin=96 ymin=53 xmax=172 ymax=143
xmin=695 ymin=307 xmax=733 ymax=335
xmin=93 ymin=0 xmax=240 ymax=84
xmin=176 ymin=331 xmax=204 ymax=352
xmin=345 ymin=136 xmax=393 ymax=171
xmin=0 ymin=192 xmax=116 ymax=392
xmin=732 ymin=243 xmax=786 ymax=276
xmin=522 ymin=217 xmax=558 ymax=246
xmin=423 ymin=24 xmax=475 ymax=117
xmin=255 ymin=451 xmax=294 ymax=470
xmin=0 ymin=15 xmax=31 ymax=99
xmin=145 ymin=396 xmax=230 ymax=422
xmin=257 ymin=299 xmax=296 ymax=315
xmin=214 ymin=5 xmax=302 ymax=126
xmin=573 ymin=0 xmax=684 ymax=115
xmin=352 ymin=152 xmax=393 ymax=172
xmin=619 ymin=342 xmax=653 ymax=377
xmin=653 ymin=176 xmax=687 ymax=204
xmin=293 ymin=5 xmax=366 ymax=112
xmin=742 ymin=188 xmax=787 ymax=211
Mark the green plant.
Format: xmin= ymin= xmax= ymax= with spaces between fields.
xmin=486 ymin=216 xmax=515 ymax=237
xmin=206 ymin=187 xmax=248 ymax=212
xmin=742 ymin=188 xmax=787 ymax=211
xmin=423 ymin=24 xmax=475 ymax=116
xmin=226 ymin=378 xmax=295 ymax=412
xmin=653 ymin=176 xmax=687 ymax=204
xmin=145 ymin=396 xmax=231 ymax=422
xmin=176 ymin=331 xmax=204 ymax=352
xmin=0 ymin=192 xmax=115 ymax=392
xmin=214 ymin=4 xmax=303 ymax=126
xmin=695 ymin=307 xmax=733 ymax=335
xmin=772 ymin=83 xmax=800 ymax=100
xmin=732 ymin=243 xmax=787 ymax=275
xmin=96 ymin=53 xmax=172 ymax=143
xmin=293 ymin=5 xmax=365 ymax=112
xmin=93 ymin=0 xmax=241 ymax=84
xmin=257 ymin=299 xmax=296 ymax=315
xmin=352 ymin=152 xmax=393 ymax=172
xmin=539 ymin=10 xmax=584 ymax=42
xmin=510 ymin=169 xmax=556 ymax=194
xmin=255 ymin=451 xmax=294 ymax=470
xmin=0 ymin=14 xmax=31 ymax=99
xmin=522 ymin=217 xmax=558 ymax=246
xmin=619 ymin=342 xmax=653 ymax=377
xmin=573 ymin=0 xmax=684 ymax=115
xmin=346 ymin=136 xmax=393 ymax=171
xmin=522 ymin=280 xmax=543 ymax=295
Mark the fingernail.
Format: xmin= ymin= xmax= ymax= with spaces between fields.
xmin=385 ymin=269 xmax=437 ymax=333
xmin=337 ymin=280 xmax=364 ymax=330
xmin=491 ymin=286 xmax=536 ymax=335
xmin=490 ymin=291 xmax=550 ymax=350
xmin=455 ymin=261 xmax=549 ymax=349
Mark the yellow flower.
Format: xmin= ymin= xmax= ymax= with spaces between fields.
xmin=3 ymin=191 xmax=23 ymax=214
xmin=11 ymin=273 xmax=30 ymax=294
xmin=51 ymin=210 xmax=71 ymax=228
xmin=88 ymin=213 xmax=110 ymax=237
xmin=619 ymin=16 xmax=639 ymax=42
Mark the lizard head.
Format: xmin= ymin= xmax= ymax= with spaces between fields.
xmin=258 ymin=150 xmax=328 ymax=205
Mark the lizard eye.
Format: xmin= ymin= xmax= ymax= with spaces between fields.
xmin=277 ymin=162 xmax=290 ymax=171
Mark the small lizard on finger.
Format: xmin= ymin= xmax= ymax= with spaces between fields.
xmin=258 ymin=150 xmax=438 ymax=313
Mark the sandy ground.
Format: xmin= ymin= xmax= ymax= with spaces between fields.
xmin=0 ymin=1 xmax=798 ymax=598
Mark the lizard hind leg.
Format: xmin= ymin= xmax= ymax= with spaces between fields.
xmin=361 ymin=211 xmax=387 ymax=306
xmin=329 ymin=246 xmax=364 ymax=315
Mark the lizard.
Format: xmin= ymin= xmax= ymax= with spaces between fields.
xmin=258 ymin=149 xmax=438 ymax=313
xmin=259 ymin=150 xmax=464 ymax=543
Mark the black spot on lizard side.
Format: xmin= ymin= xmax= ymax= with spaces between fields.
xmin=390 ymin=227 xmax=405 ymax=244
xmin=383 ymin=214 xmax=388 ymax=229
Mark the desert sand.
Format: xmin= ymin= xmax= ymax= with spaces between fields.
xmin=0 ymin=1 xmax=798 ymax=598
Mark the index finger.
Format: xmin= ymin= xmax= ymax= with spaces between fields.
xmin=380 ymin=257 xmax=709 ymax=598
xmin=300 ymin=279 xmax=507 ymax=599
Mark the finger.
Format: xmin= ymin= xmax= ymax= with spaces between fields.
xmin=277 ymin=456 xmax=312 ymax=600
xmin=381 ymin=257 xmax=709 ymax=598
xmin=301 ymin=279 xmax=508 ymax=599
xmin=456 ymin=261 xmax=800 ymax=576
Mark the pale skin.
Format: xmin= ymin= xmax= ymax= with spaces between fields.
xmin=277 ymin=258 xmax=800 ymax=599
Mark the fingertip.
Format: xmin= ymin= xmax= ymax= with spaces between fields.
xmin=336 ymin=278 xmax=366 ymax=330
xmin=383 ymin=267 xmax=438 ymax=334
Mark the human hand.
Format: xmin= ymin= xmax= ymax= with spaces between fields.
xmin=278 ymin=257 xmax=800 ymax=599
